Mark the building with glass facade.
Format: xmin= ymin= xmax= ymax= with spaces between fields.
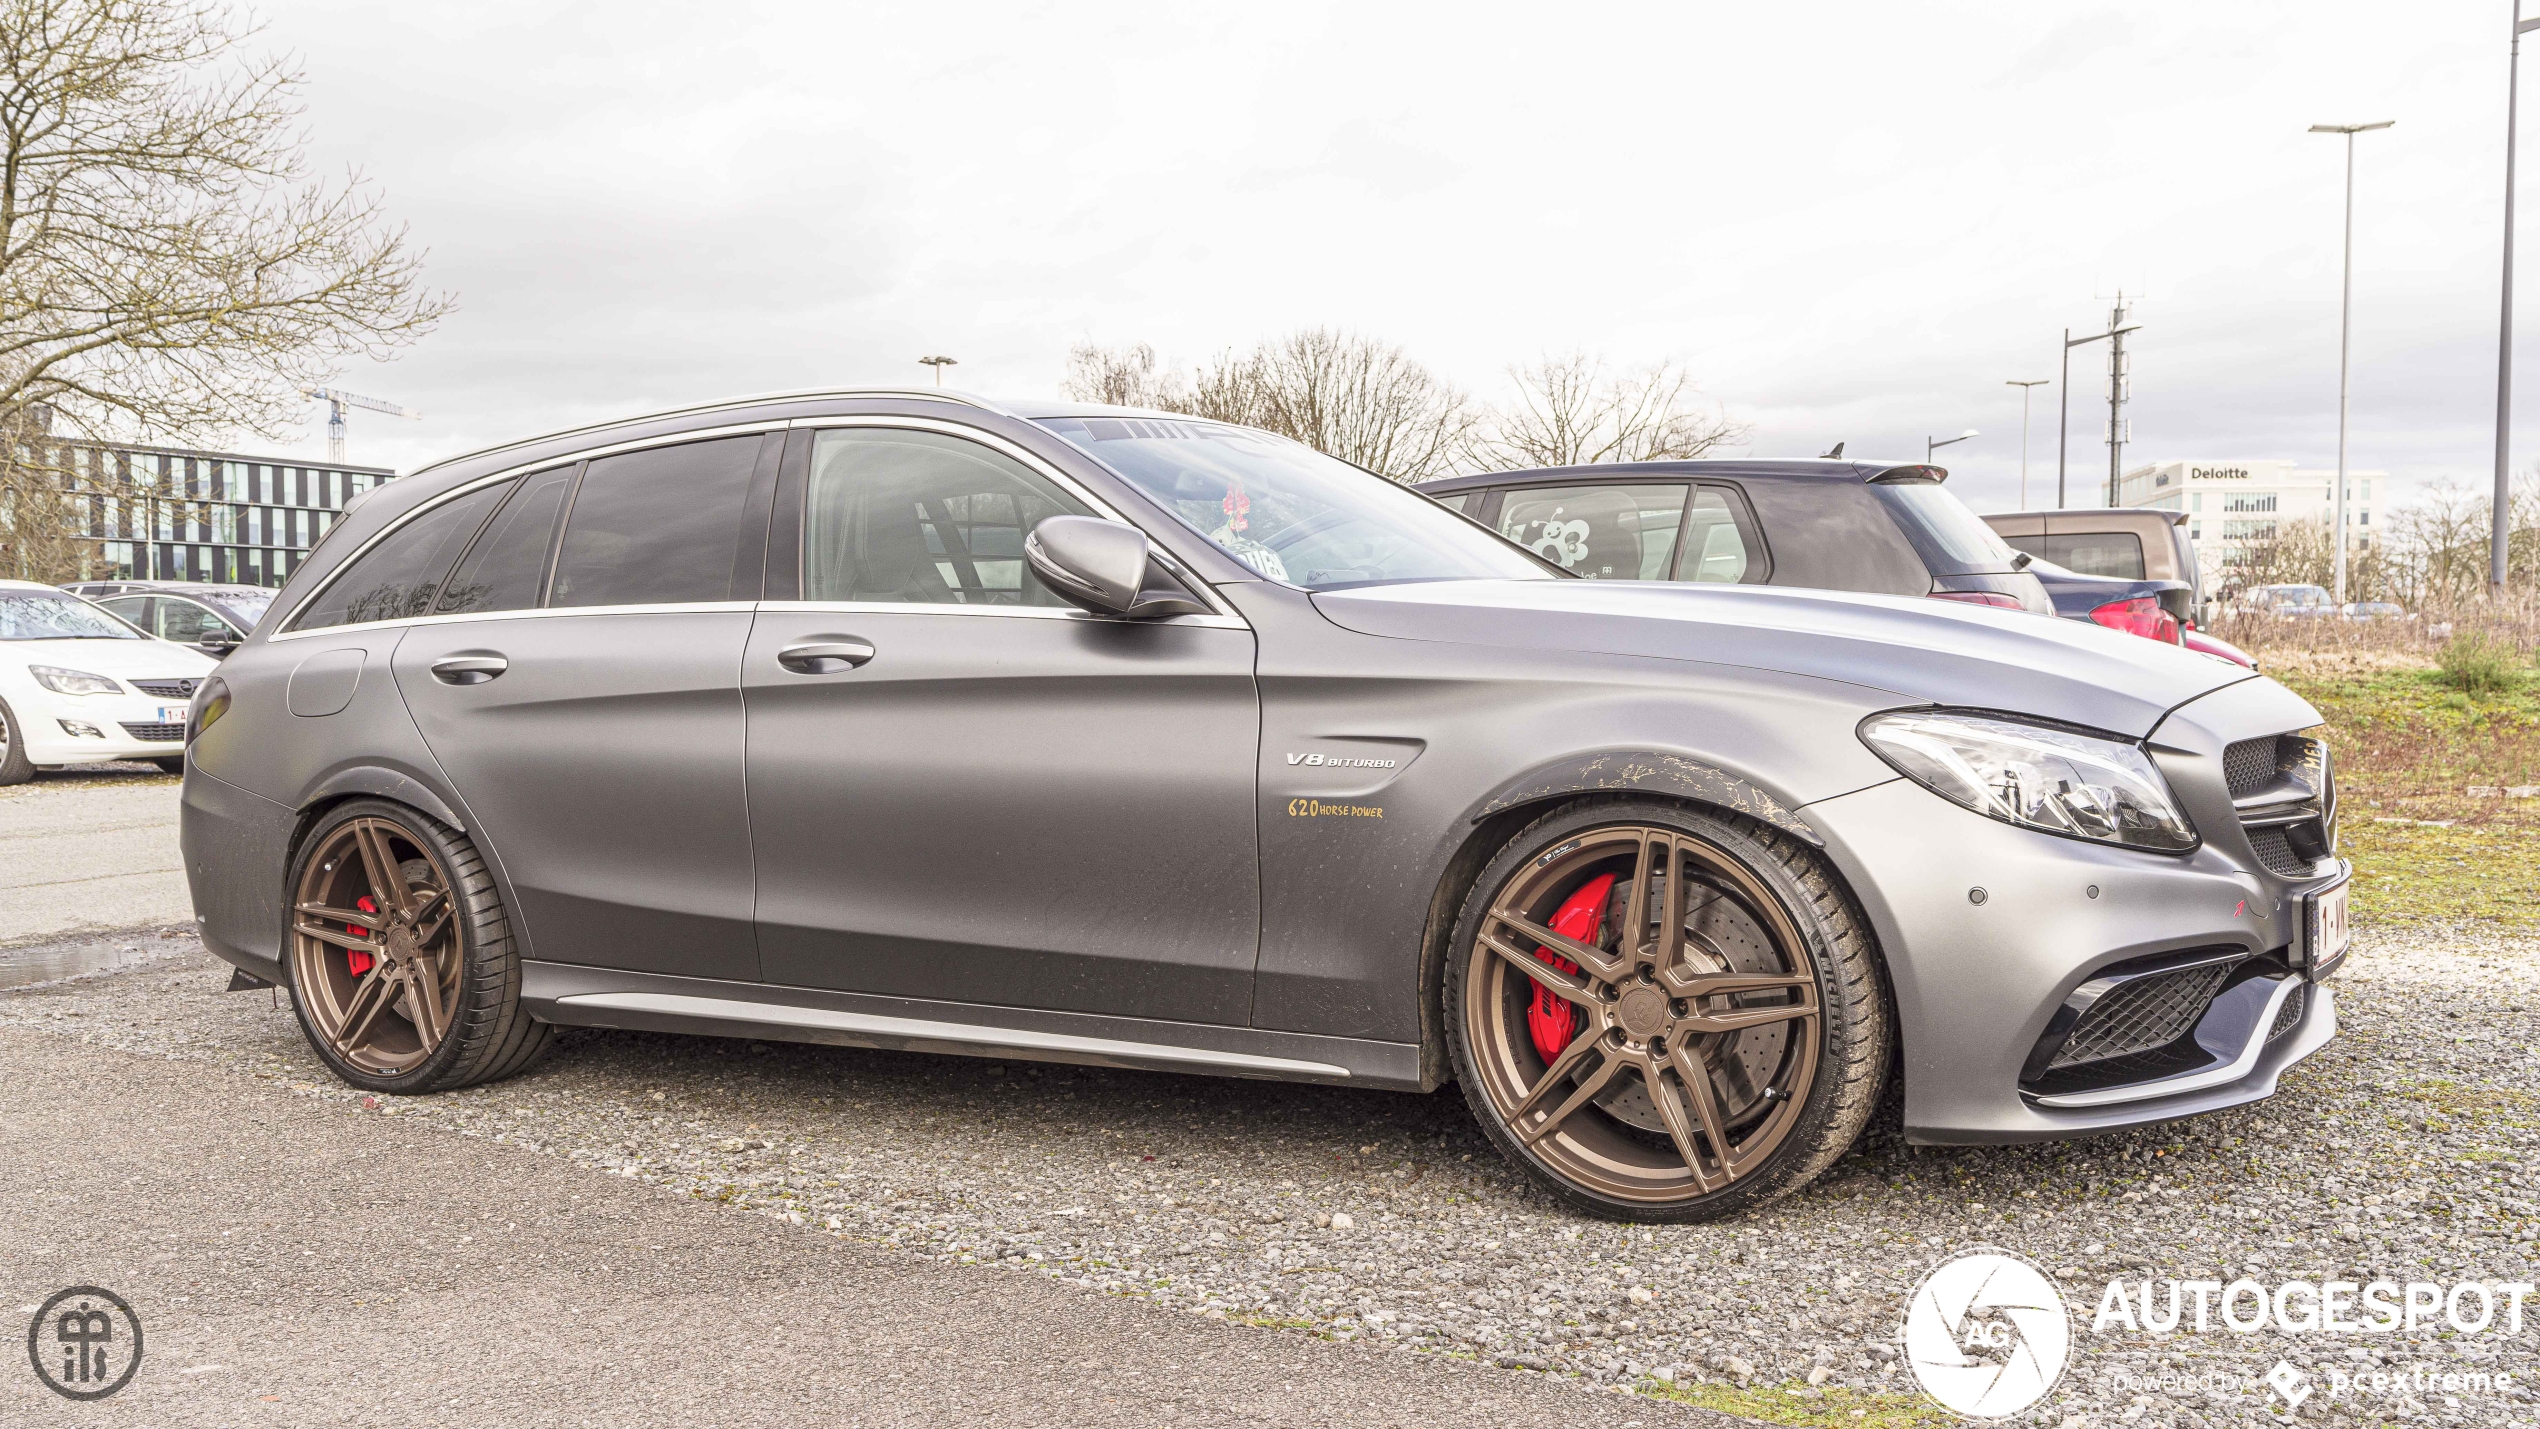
xmin=57 ymin=440 xmax=397 ymax=587
xmin=2118 ymin=458 xmax=2382 ymax=591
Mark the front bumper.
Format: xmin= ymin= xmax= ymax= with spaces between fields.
xmin=1799 ymin=773 xmax=2343 ymax=1146
xmin=12 ymin=686 xmax=192 ymax=763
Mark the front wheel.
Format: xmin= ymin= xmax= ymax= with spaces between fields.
xmin=284 ymin=800 xmax=551 ymax=1094
xmin=1446 ymin=800 xmax=1890 ymax=1222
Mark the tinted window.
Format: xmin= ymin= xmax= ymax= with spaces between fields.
xmin=438 ymin=467 xmax=573 ymax=615
xmin=1738 ymin=481 xmax=1929 ymax=597
xmin=153 ymin=597 xmax=239 ymax=643
xmin=290 ymin=484 xmax=510 ymax=630
xmin=1679 ymin=488 xmax=1754 ymax=583
xmin=1498 ymin=485 xmax=1687 ymax=580
xmin=2033 ymin=531 xmax=2145 ymax=580
xmin=804 ymin=429 xmax=1090 ymax=604
xmin=1872 ymin=482 xmax=2022 ymax=574
xmin=551 ymin=437 xmax=760 ymax=608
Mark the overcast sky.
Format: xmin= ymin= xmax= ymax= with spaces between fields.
xmin=247 ymin=2 xmax=2516 ymax=514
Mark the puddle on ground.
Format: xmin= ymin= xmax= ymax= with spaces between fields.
xmin=0 ymin=936 xmax=191 ymax=991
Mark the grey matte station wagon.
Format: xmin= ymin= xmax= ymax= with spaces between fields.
xmin=182 ymin=390 xmax=2351 ymax=1221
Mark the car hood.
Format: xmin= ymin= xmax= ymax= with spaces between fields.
xmin=1310 ymin=579 xmax=2254 ymax=739
xmin=5 ymin=636 xmax=216 ymax=678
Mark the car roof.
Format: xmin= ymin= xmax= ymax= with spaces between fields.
xmin=1 ymin=578 xmax=77 ymax=592
xmin=1413 ymin=459 xmax=1944 ymax=494
xmin=1983 ymin=506 xmax=2189 ymax=528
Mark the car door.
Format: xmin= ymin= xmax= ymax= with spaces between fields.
xmin=391 ymin=432 xmax=779 ymax=983
xmin=744 ymin=421 xmax=1262 ymax=1026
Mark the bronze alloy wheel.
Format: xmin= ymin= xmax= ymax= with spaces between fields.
xmin=283 ymin=800 xmax=551 ymax=1093
xmin=291 ymin=816 xmax=463 ymax=1075
xmin=1450 ymin=802 xmax=1888 ymax=1220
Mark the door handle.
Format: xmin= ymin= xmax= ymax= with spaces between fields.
xmin=777 ymin=638 xmax=876 ymax=674
xmin=430 ymin=654 xmax=508 ymax=685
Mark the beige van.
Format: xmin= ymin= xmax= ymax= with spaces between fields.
xmin=1984 ymin=507 xmax=2202 ymax=617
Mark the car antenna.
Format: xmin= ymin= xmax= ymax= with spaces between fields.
xmin=1820 ymin=441 xmax=1845 ymax=458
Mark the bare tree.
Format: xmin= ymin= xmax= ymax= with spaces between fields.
xmin=1061 ymin=330 xmax=1475 ymax=484
xmin=1469 ymin=351 xmax=1746 ymax=469
xmin=0 ymin=0 xmax=448 ymax=443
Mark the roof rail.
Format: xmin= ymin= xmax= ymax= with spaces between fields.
xmin=1862 ymin=463 xmax=1947 ymax=483
xmin=410 ymin=387 xmax=1009 ymax=477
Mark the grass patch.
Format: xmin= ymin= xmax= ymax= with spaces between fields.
xmin=2269 ymin=656 xmax=2540 ymax=926
xmin=1639 ymin=1378 xmax=1949 ymax=1428
xmin=2434 ymin=630 xmax=2528 ymax=696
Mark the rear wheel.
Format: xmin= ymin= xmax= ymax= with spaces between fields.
xmin=0 ymin=696 xmax=30 ymax=786
xmin=284 ymin=800 xmax=550 ymax=1094
xmin=1446 ymin=800 xmax=1889 ymax=1222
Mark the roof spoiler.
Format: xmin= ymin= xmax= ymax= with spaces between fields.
xmin=1863 ymin=463 xmax=1946 ymax=483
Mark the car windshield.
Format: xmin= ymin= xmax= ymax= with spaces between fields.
xmin=204 ymin=587 xmax=275 ymax=624
xmin=1036 ymin=415 xmax=1553 ymax=589
xmin=0 ymin=591 xmax=141 ymax=639
xmin=1871 ymin=481 xmax=2024 ymax=574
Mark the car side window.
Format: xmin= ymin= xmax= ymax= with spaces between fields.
xmin=437 ymin=466 xmax=574 ymax=615
xmin=289 ymin=483 xmax=512 ymax=631
xmin=154 ymin=597 xmax=238 ymax=643
xmin=1496 ymin=484 xmax=1689 ymax=580
xmin=95 ymin=596 xmax=151 ymax=631
xmin=802 ymin=428 xmax=1092 ymax=605
xmin=1676 ymin=488 xmax=1755 ymax=582
xmin=551 ymin=437 xmax=761 ymax=608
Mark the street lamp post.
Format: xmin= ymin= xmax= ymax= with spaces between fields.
xmin=2312 ymin=120 xmax=2395 ymax=606
xmin=918 ymin=355 xmax=958 ymax=387
xmin=2058 ymin=315 xmax=2140 ymax=509
xmin=1927 ymin=429 xmax=1977 ymax=465
xmin=2498 ymin=4 xmax=2540 ymax=596
xmin=2006 ymin=379 xmax=2050 ymax=507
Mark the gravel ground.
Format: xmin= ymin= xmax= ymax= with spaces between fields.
xmin=4 ymin=924 xmax=2533 ymax=1426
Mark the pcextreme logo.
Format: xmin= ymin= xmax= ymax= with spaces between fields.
xmin=1904 ymin=1249 xmax=2071 ymax=1419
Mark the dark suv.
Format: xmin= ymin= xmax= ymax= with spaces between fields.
xmin=1415 ymin=460 xmax=2052 ymax=615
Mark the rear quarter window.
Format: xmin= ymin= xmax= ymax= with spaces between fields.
xmin=1737 ymin=480 xmax=1928 ymax=597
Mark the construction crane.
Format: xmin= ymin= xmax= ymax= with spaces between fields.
xmin=302 ymin=386 xmax=420 ymax=463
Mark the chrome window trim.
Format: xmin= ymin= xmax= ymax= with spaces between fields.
xmin=551 ymin=991 xmax=1350 ymax=1078
xmin=411 ymin=388 xmax=1006 ymax=480
xmin=755 ymin=599 xmax=1248 ymax=631
xmin=274 ymin=422 xmax=785 ymax=636
xmin=268 ymin=600 xmax=760 ymax=642
xmin=784 ymin=413 xmax=1241 ymax=619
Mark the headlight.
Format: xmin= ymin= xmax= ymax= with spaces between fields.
xmin=29 ymin=665 xmax=122 ymax=695
xmin=1860 ymin=710 xmax=2197 ymax=853
xmin=187 ymin=676 xmax=231 ymax=745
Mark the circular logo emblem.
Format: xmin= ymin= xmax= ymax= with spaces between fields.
xmin=1903 ymin=1249 xmax=2068 ymax=1419
xmin=26 ymin=1285 xmax=143 ymax=1401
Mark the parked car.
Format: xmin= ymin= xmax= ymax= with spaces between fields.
xmin=1984 ymin=506 xmax=2202 ymax=614
xmin=2340 ymin=601 xmax=2406 ymax=622
xmin=2181 ymin=626 xmax=2259 ymax=669
xmin=2242 ymin=584 xmax=2336 ymax=619
xmin=181 ymin=392 xmax=2347 ymax=1224
xmin=69 ymin=581 xmax=275 ymax=657
xmin=2021 ymin=556 xmax=2187 ymax=644
xmin=1415 ymin=459 xmax=2054 ymax=614
xmin=0 ymin=579 xmax=218 ymax=782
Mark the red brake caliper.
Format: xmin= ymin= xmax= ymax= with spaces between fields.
xmin=1526 ymin=873 xmax=1614 ymax=1063
xmin=345 ymin=895 xmax=379 ymax=978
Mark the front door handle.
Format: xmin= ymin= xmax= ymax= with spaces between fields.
xmin=777 ymin=638 xmax=876 ymax=674
xmin=430 ymin=653 xmax=508 ymax=685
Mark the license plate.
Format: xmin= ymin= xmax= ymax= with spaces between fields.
xmin=157 ymin=706 xmax=186 ymax=724
xmin=2305 ymin=875 xmax=2351 ymax=981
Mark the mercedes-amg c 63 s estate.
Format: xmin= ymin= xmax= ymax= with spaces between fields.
xmin=180 ymin=389 xmax=2349 ymax=1221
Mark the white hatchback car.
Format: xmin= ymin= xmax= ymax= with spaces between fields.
xmin=0 ymin=579 xmax=219 ymax=783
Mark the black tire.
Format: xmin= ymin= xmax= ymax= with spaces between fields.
xmin=0 ymin=696 xmax=31 ymax=786
xmin=150 ymin=754 xmax=186 ymax=776
xmin=284 ymin=799 xmax=552 ymax=1094
xmin=1445 ymin=798 xmax=1890 ymax=1223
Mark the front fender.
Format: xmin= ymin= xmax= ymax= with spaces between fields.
xmin=1468 ymin=748 xmax=1827 ymax=845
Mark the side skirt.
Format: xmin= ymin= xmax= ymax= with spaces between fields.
xmin=520 ymin=962 xmax=1424 ymax=1091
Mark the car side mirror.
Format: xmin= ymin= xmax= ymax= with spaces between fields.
xmin=198 ymin=635 xmax=239 ymax=657
xmin=1024 ymin=516 xmax=1209 ymax=620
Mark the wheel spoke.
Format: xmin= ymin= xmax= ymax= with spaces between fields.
xmin=294 ymin=920 xmax=384 ymax=954
xmin=1476 ymin=926 xmax=1598 ymax=1008
xmin=408 ymin=949 xmax=449 ymax=1042
xmin=1643 ymin=1054 xmax=1720 ymax=1192
xmin=1636 ymin=832 xmax=1685 ymax=970
xmin=1506 ymin=1027 xmax=1602 ymax=1124
xmin=1664 ymin=970 xmax=1813 ymax=999
xmin=1515 ymin=1043 xmax=1623 ymax=1146
xmin=334 ymin=969 xmax=397 ymax=1052
xmin=1677 ymin=994 xmax=1818 ymax=1036
xmin=1488 ymin=907 xmax=1625 ymax=983
xmin=295 ymin=901 xmax=378 ymax=926
xmin=352 ymin=822 xmax=413 ymax=917
xmin=1665 ymin=1043 xmax=1738 ymax=1181
xmin=406 ymin=886 xmax=451 ymax=942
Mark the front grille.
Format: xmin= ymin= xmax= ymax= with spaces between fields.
xmin=2227 ymin=730 xmax=2335 ymax=877
xmin=130 ymin=678 xmax=198 ymax=699
xmin=2048 ymin=961 xmax=2234 ymax=1070
xmin=2268 ymin=982 xmax=2307 ymax=1042
xmin=118 ymin=721 xmax=184 ymax=742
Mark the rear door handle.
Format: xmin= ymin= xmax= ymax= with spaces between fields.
xmin=430 ymin=654 xmax=508 ymax=685
xmin=777 ymin=638 xmax=876 ymax=674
